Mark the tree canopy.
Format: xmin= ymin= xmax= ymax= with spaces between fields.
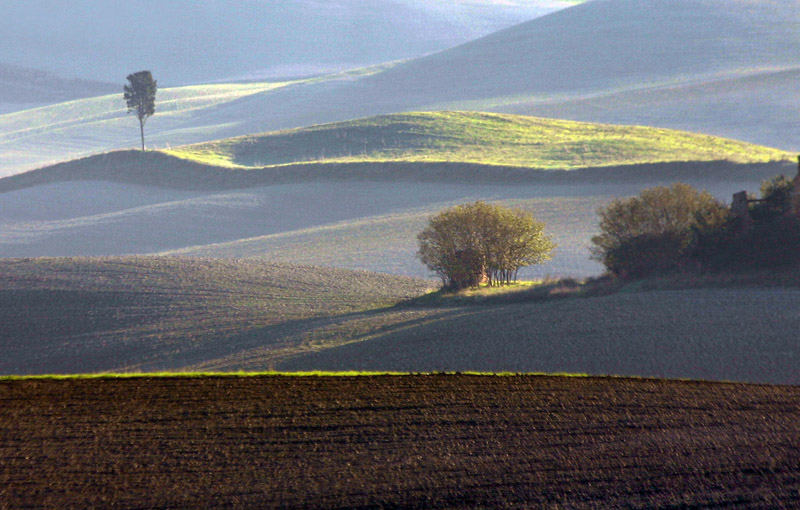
xmin=123 ymin=70 xmax=157 ymax=151
xmin=591 ymin=183 xmax=727 ymax=278
xmin=417 ymin=201 xmax=554 ymax=290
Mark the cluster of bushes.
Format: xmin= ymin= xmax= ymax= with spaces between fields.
xmin=417 ymin=201 xmax=555 ymax=290
xmin=592 ymin=177 xmax=800 ymax=279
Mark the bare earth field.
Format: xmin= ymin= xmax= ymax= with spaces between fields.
xmin=0 ymin=257 xmax=431 ymax=374
xmin=278 ymin=287 xmax=800 ymax=385
xmin=1 ymin=374 xmax=799 ymax=509
xmin=3 ymin=257 xmax=800 ymax=385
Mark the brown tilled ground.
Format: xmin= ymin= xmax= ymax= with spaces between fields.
xmin=1 ymin=375 xmax=799 ymax=509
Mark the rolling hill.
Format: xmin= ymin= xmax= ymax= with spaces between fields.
xmin=0 ymin=0 xmax=571 ymax=85
xmin=2 ymin=111 xmax=791 ymax=188
xmin=168 ymin=112 xmax=792 ymax=170
xmin=1 ymin=0 xmax=797 ymax=178
xmin=0 ymin=112 xmax=792 ymax=276
xmin=0 ymin=257 xmax=432 ymax=374
xmin=2 ymin=257 xmax=800 ymax=384
xmin=0 ymin=63 xmax=117 ymax=112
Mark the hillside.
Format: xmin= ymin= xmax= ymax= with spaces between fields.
xmin=0 ymin=0 xmax=569 ymax=85
xmin=0 ymin=113 xmax=792 ymax=275
xmin=169 ymin=111 xmax=791 ymax=170
xmin=0 ymin=62 xmax=117 ymax=111
xmin=277 ymin=286 xmax=800 ymax=385
xmin=1 ymin=112 xmax=791 ymax=188
xmin=511 ymin=67 xmax=800 ymax=150
xmin=2 ymin=0 xmax=798 ymax=177
xmin=3 ymin=375 xmax=799 ymax=508
xmin=0 ymin=257 xmax=432 ymax=374
xmin=181 ymin=0 xmax=800 ymax=150
xmin=358 ymin=0 xmax=800 ymax=103
xmin=2 ymin=257 xmax=800 ymax=384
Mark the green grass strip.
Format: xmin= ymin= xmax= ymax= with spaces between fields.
xmin=0 ymin=371 xmax=758 ymax=385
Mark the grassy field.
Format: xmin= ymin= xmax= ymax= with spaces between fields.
xmin=3 ymin=111 xmax=791 ymax=195
xmin=1 ymin=374 xmax=798 ymax=508
xmin=167 ymin=111 xmax=792 ymax=169
xmin=0 ymin=257 xmax=432 ymax=374
xmin=0 ymin=78 xmax=304 ymax=177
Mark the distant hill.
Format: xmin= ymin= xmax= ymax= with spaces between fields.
xmin=1 ymin=0 xmax=797 ymax=177
xmin=355 ymin=0 xmax=800 ymax=103
xmin=0 ymin=0 xmax=570 ymax=85
xmin=0 ymin=63 xmax=117 ymax=110
xmin=1 ymin=112 xmax=790 ymax=191
xmin=0 ymin=113 xmax=790 ymax=275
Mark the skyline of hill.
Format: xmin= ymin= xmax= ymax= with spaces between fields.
xmin=0 ymin=63 xmax=117 ymax=112
xmin=0 ymin=0 xmax=572 ymax=86
xmin=1 ymin=0 xmax=798 ymax=178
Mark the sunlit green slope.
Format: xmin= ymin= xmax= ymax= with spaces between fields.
xmin=168 ymin=112 xmax=791 ymax=171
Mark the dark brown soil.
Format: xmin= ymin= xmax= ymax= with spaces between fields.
xmin=1 ymin=375 xmax=799 ymax=509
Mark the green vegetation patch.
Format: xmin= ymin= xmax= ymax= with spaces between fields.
xmin=0 ymin=371 xmax=597 ymax=381
xmin=167 ymin=111 xmax=792 ymax=170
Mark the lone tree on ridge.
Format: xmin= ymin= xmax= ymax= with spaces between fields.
xmin=123 ymin=70 xmax=157 ymax=151
xmin=418 ymin=201 xmax=555 ymax=290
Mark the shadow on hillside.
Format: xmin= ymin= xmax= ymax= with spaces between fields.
xmin=0 ymin=150 xmax=793 ymax=193
xmin=170 ymin=305 xmax=481 ymax=372
xmin=276 ymin=286 xmax=800 ymax=385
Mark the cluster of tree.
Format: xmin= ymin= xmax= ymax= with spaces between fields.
xmin=692 ymin=176 xmax=800 ymax=271
xmin=418 ymin=201 xmax=554 ymax=290
xmin=592 ymin=178 xmax=800 ymax=278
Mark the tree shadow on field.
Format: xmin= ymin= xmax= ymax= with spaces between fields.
xmin=164 ymin=304 xmax=481 ymax=372
xmin=275 ymin=288 xmax=800 ymax=385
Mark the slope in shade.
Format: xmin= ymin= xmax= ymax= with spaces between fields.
xmin=354 ymin=0 xmax=800 ymax=102
xmin=0 ymin=257 xmax=431 ymax=374
xmin=278 ymin=288 xmax=800 ymax=385
xmin=2 ymin=256 xmax=800 ymax=385
xmin=0 ymin=0 xmax=569 ymax=85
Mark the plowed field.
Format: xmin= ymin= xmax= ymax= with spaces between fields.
xmin=1 ymin=375 xmax=799 ymax=509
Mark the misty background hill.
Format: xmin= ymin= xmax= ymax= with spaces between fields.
xmin=0 ymin=112 xmax=789 ymax=278
xmin=0 ymin=63 xmax=117 ymax=113
xmin=0 ymin=0 xmax=571 ymax=87
xmin=1 ymin=0 xmax=797 ymax=178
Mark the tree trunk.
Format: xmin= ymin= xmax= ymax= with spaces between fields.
xmin=139 ymin=117 xmax=145 ymax=151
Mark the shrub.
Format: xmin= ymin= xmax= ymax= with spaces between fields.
xmin=688 ymin=174 xmax=800 ymax=271
xmin=417 ymin=201 xmax=554 ymax=290
xmin=592 ymin=183 xmax=728 ymax=278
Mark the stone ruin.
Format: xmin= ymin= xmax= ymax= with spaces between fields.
xmin=730 ymin=155 xmax=800 ymax=225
